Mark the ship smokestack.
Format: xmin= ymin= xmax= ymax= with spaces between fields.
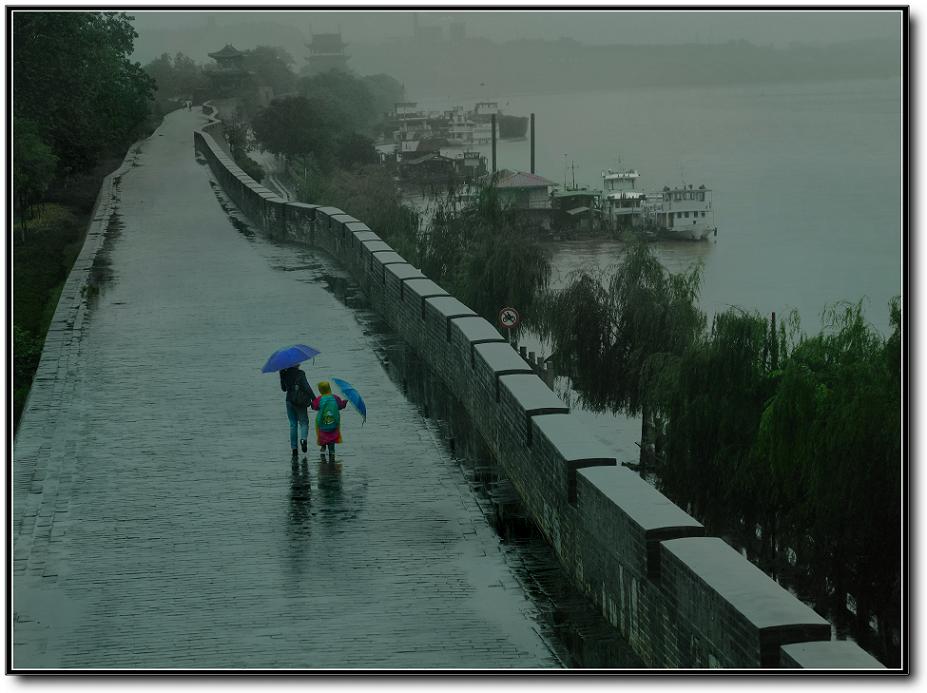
xmin=530 ymin=113 xmax=535 ymax=174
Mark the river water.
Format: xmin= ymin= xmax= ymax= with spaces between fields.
xmin=416 ymin=77 xmax=902 ymax=331
xmin=412 ymin=77 xmax=903 ymax=463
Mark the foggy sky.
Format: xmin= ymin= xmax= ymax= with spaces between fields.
xmin=128 ymin=8 xmax=901 ymax=62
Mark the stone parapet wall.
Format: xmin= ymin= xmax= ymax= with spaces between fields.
xmin=193 ymin=128 xmax=884 ymax=670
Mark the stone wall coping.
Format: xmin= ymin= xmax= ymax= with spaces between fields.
xmin=662 ymin=537 xmax=831 ymax=631
xmin=353 ymin=230 xmax=380 ymax=242
xmin=331 ymin=213 xmax=359 ymax=224
xmin=453 ymin=316 xmax=504 ymax=343
xmin=371 ymin=251 xmax=405 ymax=265
xmin=780 ymin=641 xmax=884 ymax=669
xmin=288 ymin=202 xmax=319 ymax=211
xmin=500 ymin=373 xmax=569 ymax=414
xmin=386 ymin=264 xmax=426 ymax=281
xmin=532 ymin=413 xmax=617 ymax=464
xmin=364 ymin=240 xmax=394 ymax=253
xmin=345 ymin=222 xmax=372 ymax=233
xmin=315 ymin=206 xmax=344 ymax=216
xmin=426 ymin=296 xmax=477 ymax=320
xmin=404 ymin=278 xmax=448 ymax=299
xmin=579 ymin=466 xmax=703 ymax=534
xmin=474 ymin=341 xmax=534 ymax=374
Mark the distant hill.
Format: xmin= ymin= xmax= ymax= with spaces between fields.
xmin=132 ymin=21 xmax=901 ymax=98
xmin=349 ymin=36 xmax=901 ymax=97
xmin=132 ymin=20 xmax=310 ymax=67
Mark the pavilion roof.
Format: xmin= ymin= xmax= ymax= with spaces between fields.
xmin=208 ymin=44 xmax=245 ymax=59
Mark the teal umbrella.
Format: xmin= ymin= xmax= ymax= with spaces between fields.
xmin=332 ymin=377 xmax=366 ymax=425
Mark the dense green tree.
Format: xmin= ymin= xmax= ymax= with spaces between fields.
xmin=144 ymin=51 xmax=204 ymax=98
xmin=13 ymin=11 xmax=155 ymax=175
xmin=754 ymin=300 xmax=901 ymax=656
xmin=335 ymin=132 xmax=378 ymax=169
xmin=243 ymin=45 xmax=296 ymax=96
xmin=252 ymin=94 xmax=343 ymax=166
xmin=13 ymin=117 xmax=58 ymax=236
xmin=299 ymin=69 xmax=375 ymax=132
xmin=144 ymin=53 xmax=178 ymax=94
xmin=655 ymin=309 xmax=780 ymax=535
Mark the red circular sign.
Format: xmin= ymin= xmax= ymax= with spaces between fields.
xmin=499 ymin=306 xmax=520 ymax=329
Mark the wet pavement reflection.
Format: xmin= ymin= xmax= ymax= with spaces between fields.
xmin=15 ymin=109 xmax=643 ymax=669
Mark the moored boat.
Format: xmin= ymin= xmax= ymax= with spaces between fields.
xmin=600 ymin=167 xmax=717 ymax=240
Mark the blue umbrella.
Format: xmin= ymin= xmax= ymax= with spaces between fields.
xmin=261 ymin=344 xmax=320 ymax=373
xmin=332 ymin=377 xmax=367 ymax=425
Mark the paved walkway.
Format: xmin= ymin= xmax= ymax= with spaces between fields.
xmin=12 ymin=109 xmax=561 ymax=669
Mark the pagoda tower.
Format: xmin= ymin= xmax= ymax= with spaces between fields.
xmin=206 ymin=44 xmax=250 ymax=96
xmin=306 ymin=32 xmax=349 ymax=75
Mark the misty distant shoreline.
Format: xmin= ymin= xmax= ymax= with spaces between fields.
xmin=131 ymin=13 xmax=901 ymax=100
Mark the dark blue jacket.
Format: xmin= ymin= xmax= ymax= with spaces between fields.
xmin=280 ymin=366 xmax=314 ymax=405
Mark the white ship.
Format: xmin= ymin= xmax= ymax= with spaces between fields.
xmin=601 ymin=168 xmax=717 ymax=240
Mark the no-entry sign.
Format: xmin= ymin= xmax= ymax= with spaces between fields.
xmin=499 ymin=306 xmax=520 ymax=329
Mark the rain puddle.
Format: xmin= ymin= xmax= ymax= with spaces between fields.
xmin=86 ymin=195 xmax=125 ymax=308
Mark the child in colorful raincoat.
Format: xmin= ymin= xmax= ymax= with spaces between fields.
xmin=311 ymin=381 xmax=349 ymax=462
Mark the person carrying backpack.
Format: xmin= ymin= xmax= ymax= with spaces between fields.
xmin=311 ymin=381 xmax=349 ymax=463
xmin=280 ymin=365 xmax=315 ymax=458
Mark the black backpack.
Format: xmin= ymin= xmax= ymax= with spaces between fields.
xmin=291 ymin=378 xmax=312 ymax=408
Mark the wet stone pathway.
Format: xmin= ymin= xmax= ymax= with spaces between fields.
xmin=12 ymin=109 xmax=565 ymax=669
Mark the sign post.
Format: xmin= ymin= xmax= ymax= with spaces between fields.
xmin=498 ymin=306 xmax=520 ymax=345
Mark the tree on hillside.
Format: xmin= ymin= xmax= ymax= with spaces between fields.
xmin=336 ymin=132 xmax=378 ymax=169
xmin=243 ymin=45 xmax=297 ymax=96
xmin=144 ymin=53 xmax=178 ymax=95
xmin=251 ymin=94 xmax=344 ymax=167
xmin=13 ymin=11 xmax=154 ymax=175
xmin=13 ymin=117 xmax=58 ymax=237
xmin=144 ymin=51 xmax=204 ymax=98
xmin=299 ymin=70 xmax=375 ymax=132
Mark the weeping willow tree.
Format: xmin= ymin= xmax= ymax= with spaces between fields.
xmin=652 ymin=308 xmax=786 ymax=538
xmin=754 ymin=299 xmax=902 ymax=662
xmin=537 ymin=242 xmax=704 ymax=467
xmin=420 ymin=180 xmax=551 ymax=335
